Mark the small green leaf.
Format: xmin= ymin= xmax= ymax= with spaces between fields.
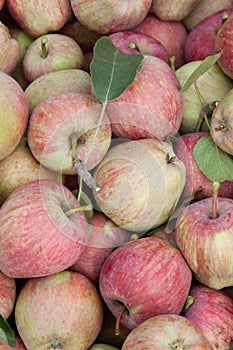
xmin=230 ymin=339 xmax=233 ymax=350
xmin=181 ymin=52 xmax=222 ymax=93
xmin=0 ymin=314 xmax=17 ymax=348
xmin=90 ymin=36 xmax=143 ymax=103
xmin=193 ymin=135 xmax=233 ymax=182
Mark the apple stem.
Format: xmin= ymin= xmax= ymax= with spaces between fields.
xmin=169 ymin=56 xmax=176 ymax=71
xmin=183 ymin=295 xmax=194 ymax=313
xmin=129 ymin=41 xmax=137 ymax=49
xmin=65 ymin=204 xmax=92 ymax=217
xmin=41 ymin=36 xmax=48 ymax=58
xmin=115 ymin=304 xmax=126 ymax=336
xmin=212 ymin=181 xmax=220 ymax=219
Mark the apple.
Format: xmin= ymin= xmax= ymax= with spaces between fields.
xmin=184 ymin=283 xmax=233 ymax=350
xmin=70 ymin=0 xmax=152 ymax=35
xmin=0 ymin=335 xmax=27 ymax=350
xmin=0 ymin=179 xmax=90 ymax=278
xmin=210 ymin=87 xmax=233 ymax=156
xmin=70 ymin=211 xmax=132 ymax=284
xmin=93 ymin=138 xmax=186 ymax=232
xmin=0 ymin=71 xmax=29 ymax=162
xmin=173 ymin=132 xmax=233 ymax=200
xmin=108 ymin=31 xmax=169 ymax=63
xmin=150 ymin=0 xmax=202 ymax=21
xmin=89 ymin=345 xmax=119 ymax=350
xmin=0 ymin=20 xmax=20 ymax=75
xmin=0 ymin=134 xmax=62 ymax=206
xmin=175 ymin=61 xmax=233 ymax=134
xmin=27 ymin=92 xmax=112 ymax=175
xmin=25 ymin=68 xmax=92 ymax=115
xmin=15 ymin=270 xmax=104 ymax=350
xmin=0 ymin=0 xmax=4 ymax=10
xmin=132 ymin=13 xmax=187 ymax=69
xmin=99 ymin=236 xmax=192 ymax=330
xmin=175 ymin=196 xmax=233 ymax=290
xmin=183 ymin=0 xmax=233 ymax=31
xmin=22 ymin=33 xmax=86 ymax=83
xmin=121 ymin=314 xmax=213 ymax=349
xmin=6 ymin=0 xmax=72 ymax=38
xmin=105 ymin=55 xmax=183 ymax=141
xmin=184 ymin=9 xmax=233 ymax=62
xmin=0 ymin=271 xmax=16 ymax=319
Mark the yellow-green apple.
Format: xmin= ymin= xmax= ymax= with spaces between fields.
xmin=89 ymin=345 xmax=119 ymax=350
xmin=99 ymin=237 xmax=192 ymax=330
xmin=0 ymin=335 xmax=26 ymax=350
xmin=6 ymin=0 xmax=72 ymax=38
xmin=15 ymin=270 xmax=104 ymax=350
xmin=93 ymin=138 xmax=185 ymax=232
xmin=0 ymin=179 xmax=90 ymax=278
xmin=173 ymin=132 xmax=233 ymax=200
xmin=175 ymin=61 xmax=233 ymax=134
xmin=210 ymin=87 xmax=233 ymax=155
xmin=150 ymin=0 xmax=201 ymax=21
xmin=132 ymin=13 xmax=187 ymax=69
xmin=0 ymin=135 xmax=62 ymax=206
xmin=175 ymin=196 xmax=233 ymax=289
xmin=183 ymin=0 xmax=233 ymax=31
xmin=121 ymin=314 xmax=212 ymax=349
xmin=70 ymin=211 xmax=132 ymax=284
xmin=0 ymin=71 xmax=29 ymax=162
xmin=184 ymin=283 xmax=233 ymax=350
xmin=25 ymin=69 xmax=92 ymax=115
xmin=27 ymin=92 xmax=112 ymax=175
xmin=0 ymin=271 xmax=16 ymax=319
xmin=0 ymin=20 xmax=20 ymax=74
xmin=184 ymin=9 xmax=233 ymax=62
xmin=70 ymin=0 xmax=152 ymax=35
xmin=22 ymin=33 xmax=86 ymax=83
xmin=104 ymin=55 xmax=183 ymax=141
xmin=108 ymin=31 xmax=169 ymax=63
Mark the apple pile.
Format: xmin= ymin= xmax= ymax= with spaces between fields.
xmin=0 ymin=0 xmax=233 ymax=349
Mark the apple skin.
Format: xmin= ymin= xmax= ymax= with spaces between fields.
xmin=70 ymin=211 xmax=132 ymax=284
xmin=184 ymin=283 xmax=233 ymax=350
xmin=150 ymin=0 xmax=201 ymax=21
xmin=25 ymin=69 xmax=92 ymax=115
xmin=0 ymin=0 xmax=4 ymax=10
xmin=15 ymin=270 xmax=104 ymax=350
xmin=184 ymin=9 xmax=233 ymax=62
xmin=175 ymin=197 xmax=233 ymax=290
xmin=0 ymin=179 xmax=90 ymax=278
xmin=99 ymin=237 xmax=192 ymax=330
xmin=0 ymin=20 xmax=20 ymax=75
xmin=89 ymin=345 xmax=119 ymax=350
xmin=22 ymin=33 xmax=86 ymax=83
xmin=70 ymin=0 xmax=152 ymax=35
xmin=93 ymin=138 xmax=186 ymax=232
xmin=132 ymin=13 xmax=187 ymax=69
xmin=173 ymin=132 xmax=233 ymax=200
xmin=175 ymin=61 xmax=233 ymax=134
xmin=105 ymin=55 xmax=183 ymax=141
xmin=210 ymin=87 xmax=233 ymax=156
xmin=0 ymin=71 xmax=29 ymax=162
xmin=121 ymin=314 xmax=213 ymax=349
xmin=0 ymin=271 xmax=16 ymax=319
xmin=6 ymin=0 xmax=72 ymax=38
xmin=28 ymin=92 xmax=112 ymax=175
xmin=108 ymin=31 xmax=169 ymax=63
xmin=0 ymin=335 xmax=27 ymax=350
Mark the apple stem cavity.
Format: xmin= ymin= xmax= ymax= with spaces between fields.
xmin=115 ymin=304 xmax=127 ymax=336
xmin=212 ymin=181 xmax=220 ymax=219
xmin=41 ymin=36 xmax=49 ymax=58
xmin=214 ymin=118 xmax=228 ymax=131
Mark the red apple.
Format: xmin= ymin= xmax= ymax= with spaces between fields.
xmin=0 ymin=0 xmax=4 ymax=10
xmin=184 ymin=283 xmax=233 ymax=350
xmin=151 ymin=0 xmax=201 ymax=21
xmin=93 ymin=138 xmax=186 ymax=232
xmin=27 ymin=92 xmax=112 ymax=175
xmin=108 ymin=31 xmax=169 ymax=63
xmin=0 ymin=271 xmax=16 ymax=319
xmin=175 ymin=196 xmax=233 ymax=289
xmin=15 ymin=270 xmax=104 ymax=350
xmin=0 ymin=20 xmax=20 ymax=75
xmin=99 ymin=237 xmax=192 ymax=330
xmin=0 ymin=179 xmax=90 ymax=278
xmin=0 ymin=335 xmax=26 ymax=350
xmin=121 ymin=314 xmax=212 ymax=349
xmin=22 ymin=33 xmax=86 ymax=83
xmin=6 ymin=0 xmax=72 ymax=38
xmin=70 ymin=0 xmax=152 ymax=35
xmin=132 ymin=13 xmax=187 ymax=69
xmin=0 ymin=71 xmax=29 ymax=162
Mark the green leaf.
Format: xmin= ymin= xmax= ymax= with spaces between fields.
xmin=230 ymin=339 xmax=233 ymax=350
xmin=181 ymin=52 xmax=222 ymax=93
xmin=193 ymin=135 xmax=233 ymax=182
xmin=90 ymin=36 xmax=143 ymax=103
xmin=0 ymin=314 xmax=17 ymax=348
